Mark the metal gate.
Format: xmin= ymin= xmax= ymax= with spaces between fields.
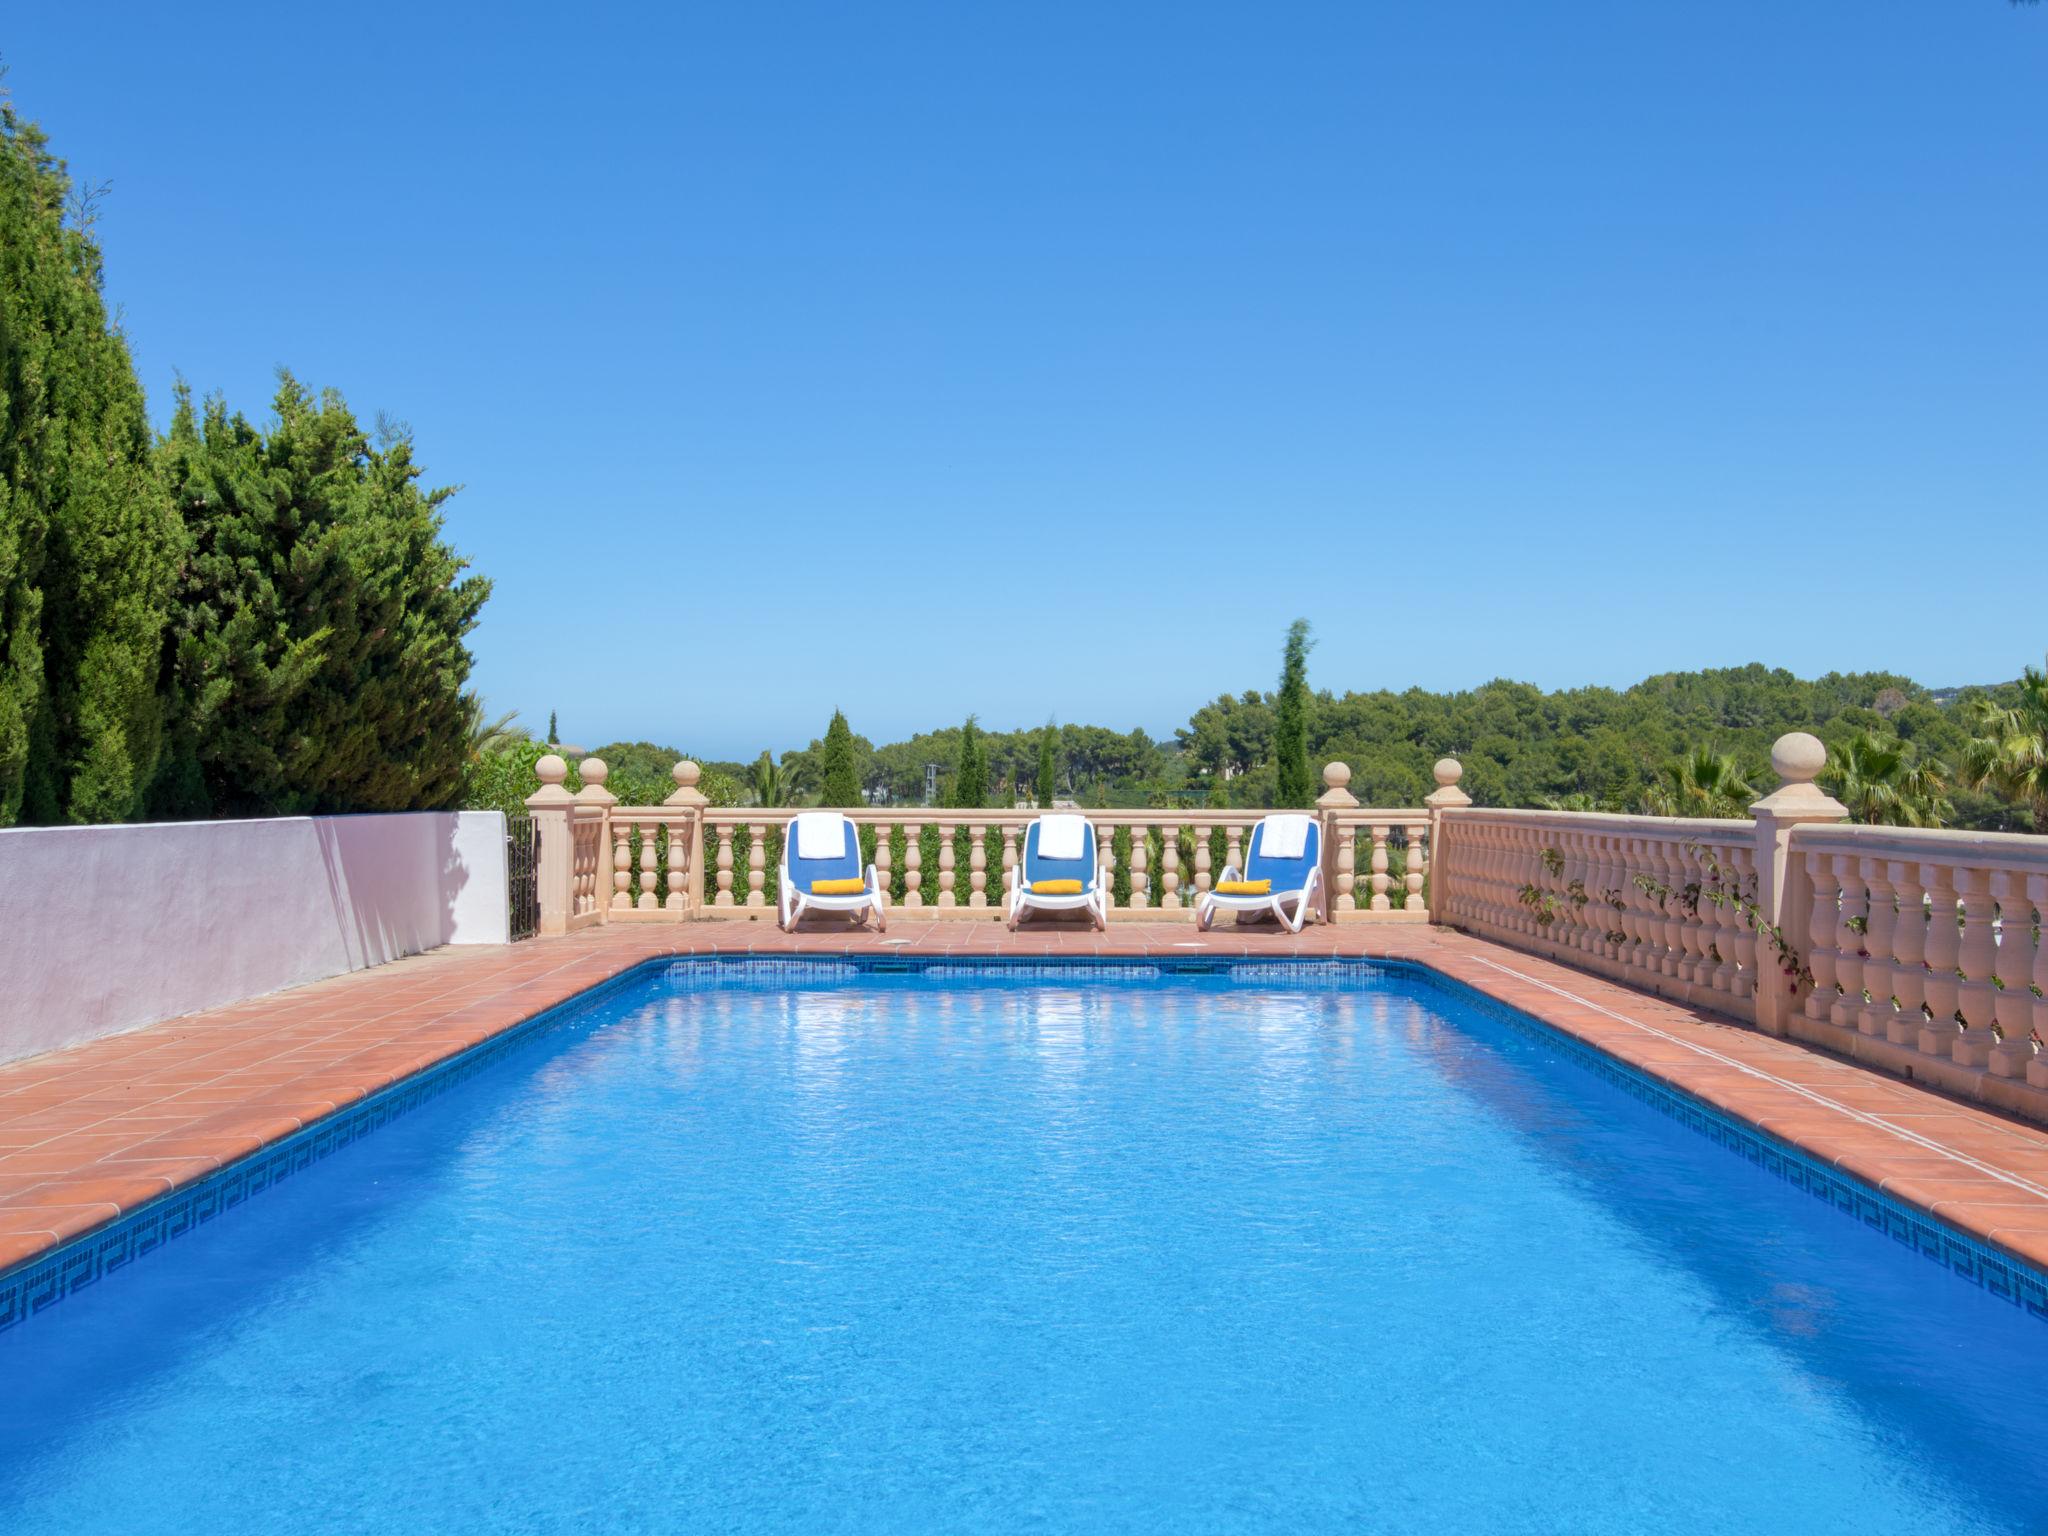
xmin=506 ymin=813 xmax=539 ymax=941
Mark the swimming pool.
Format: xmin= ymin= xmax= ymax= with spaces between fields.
xmin=3 ymin=957 xmax=2045 ymax=1533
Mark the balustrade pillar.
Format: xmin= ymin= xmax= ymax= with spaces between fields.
xmin=938 ymin=825 xmax=957 ymax=908
xmin=1728 ymin=846 xmax=1758 ymax=998
xmin=524 ymin=754 xmax=577 ymax=937
xmin=1919 ymin=864 xmax=1961 ymax=1059
xmin=1194 ymin=828 xmax=1213 ymax=895
xmin=745 ymin=823 xmax=766 ymax=907
xmin=1334 ymin=824 xmax=1357 ymax=913
xmin=875 ymin=823 xmax=894 ymax=907
xmin=1370 ymin=826 xmax=1393 ymax=912
xmin=1407 ymin=826 xmax=1427 ymax=914
xmin=1225 ymin=824 xmax=1245 ymax=884
xmin=610 ymin=818 xmax=634 ymax=911
xmin=1160 ymin=824 xmax=1181 ymax=908
xmin=903 ymin=824 xmax=923 ymax=908
xmin=665 ymin=823 xmax=688 ymax=912
xmin=1127 ymin=827 xmax=1149 ymax=909
xmin=2028 ymin=872 xmax=2048 ymax=1091
xmin=1886 ymin=862 xmax=1929 ymax=1047
xmin=969 ymin=825 xmax=988 ymax=908
xmin=1855 ymin=859 xmax=1897 ymax=1037
xmin=1829 ymin=855 xmax=1868 ymax=1030
xmin=1803 ymin=852 xmax=1842 ymax=1024
xmin=1989 ymin=871 xmax=2036 ymax=1078
xmin=637 ymin=820 xmax=659 ymax=910
xmin=1952 ymin=868 xmax=2000 ymax=1068
xmin=715 ymin=823 xmax=735 ymax=907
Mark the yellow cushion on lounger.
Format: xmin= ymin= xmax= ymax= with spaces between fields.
xmin=1031 ymin=879 xmax=1085 ymax=895
xmin=810 ymin=878 xmax=867 ymax=895
xmin=1215 ymin=879 xmax=1271 ymax=895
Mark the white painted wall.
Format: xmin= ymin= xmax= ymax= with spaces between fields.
xmin=0 ymin=811 xmax=510 ymax=1066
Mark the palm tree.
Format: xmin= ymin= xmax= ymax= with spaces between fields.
xmin=460 ymin=694 xmax=524 ymax=762
xmin=1960 ymin=655 xmax=2048 ymax=831
xmin=1640 ymin=748 xmax=1756 ymax=818
xmin=751 ymin=751 xmax=789 ymax=808
xmin=1822 ymin=731 xmax=1952 ymax=828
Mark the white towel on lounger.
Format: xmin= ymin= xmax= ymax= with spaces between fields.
xmin=794 ymin=811 xmax=848 ymax=861
xmin=1036 ymin=815 xmax=1088 ymax=861
xmin=1257 ymin=814 xmax=1312 ymax=861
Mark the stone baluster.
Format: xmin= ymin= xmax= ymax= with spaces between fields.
xmin=745 ymin=822 xmax=766 ymax=907
xmin=1333 ymin=822 xmax=1358 ymax=913
xmin=610 ymin=816 xmax=634 ymax=911
xmin=1952 ymin=868 xmax=2000 ymax=1068
xmin=665 ymin=822 xmax=688 ymax=912
xmin=1127 ymin=824 xmax=1150 ymax=909
xmin=1885 ymin=862 xmax=1929 ymax=1047
xmin=1160 ymin=824 xmax=1181 ymax=909
xmin=874 ymin=822 xmax=894 ymax=906
xmin=938 ymin=822 xmax=957 ymax=908
xmin=1728 ymin=845 xmax=1758 ymax=999
xmin=1699 ymin=843 xmax=1732 ymax=992
xmin=1803 ymin=851 xmax=1842 ymax=1024
xmin=1000 ymin=824 xmax=1019 ymax=905
xmin=969 ymin=823 xmax=988 ymax=908
xmin=1670 ymin=842 xmax=1704 ymax=985
xmin=1660 ymin=841 xmax=1688 ymax=979
xmin=1194 ymin=825 xmax=1213 ymax=895
xmin=1369 ymin=825 xmax=1393 ymax=913
xmin=637 ymin=819 xmax=660 ymax=910
xmin=715 ymin=821 xmax=735 ymax=907
xmin=903 ymin=824 xmax=923 ymax=908
xmin=1225 ymin=823 xmax=1245 ymax=884
xmin=1855 ymin=858 xmax=1897 ymax=1037
xmin=2028 ymin=872 xmax=2048 ymax=1090
xmin=1099 ymin=822 xmax=1117 ymax=898
xmin=1918 ymin=864 xmax=1961 ymax=1059
xmin=1989 ymin=871 xmax=2036 ymax=1078
xmin=1829 ymin=855 xmax=1868 ymax=1030
xmin=1406 ymin=823 xmax=1428 ymax=915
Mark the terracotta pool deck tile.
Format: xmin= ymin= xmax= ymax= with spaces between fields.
xmin=11 ymin=917 xmax=2048 ymax=1290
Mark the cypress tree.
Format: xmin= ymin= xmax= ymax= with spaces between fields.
xmin=819 ymin=708 xmax=861 ymax=806
xmin=1273 ymin=618 xmax=1315 ymax=807
xmin=951 ymin=716 xmax=987 ymax=809
xmin=1036 ymin=726 xmax=1057 ymax=808
xmin=0 ymin=98 xmax=180 ymax=824
xmin=153 ymin=374 xmax=490 ymax=815
xmin=548 ymin=710 xmax=559 ymax=745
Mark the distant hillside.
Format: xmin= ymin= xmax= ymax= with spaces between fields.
xmin=753 ymin=662 xmax=2035 ymax=831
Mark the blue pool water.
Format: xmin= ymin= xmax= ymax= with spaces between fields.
xmin=4 ymin=960 xmax=2048 ymax=1534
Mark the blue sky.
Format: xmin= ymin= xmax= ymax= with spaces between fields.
xmin=8 ymin=3 xmax=2044 ymax=759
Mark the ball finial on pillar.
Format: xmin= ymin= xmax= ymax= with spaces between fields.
xmin=1770 ymin=732 xmax=1827 ymax=786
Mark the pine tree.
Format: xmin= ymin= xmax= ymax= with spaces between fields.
xmin=1036 ymin=726 xmax=1057 ymax=808
xmin=1273 ymin=618 xmax=1315 ymax=807
xmin=951 ymin=716 xmax=987 ymax=809
xmin=0 ymin=98 xmax=180 ymax=824
xmin=153 ymin=374 xmax=490 ymax=815
xmin=819 ymin=708 xmax=862 ymax=806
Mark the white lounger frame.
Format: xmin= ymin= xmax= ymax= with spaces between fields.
xmin=1006 ymin=823 xmax=1109 ymax=932
xmin=1193 ymin=820 xmax=1325 ymax=934
xmin=777 ymin=816 xmax=888 ymax=933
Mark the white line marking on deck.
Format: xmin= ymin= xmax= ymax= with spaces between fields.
xmin=1463 ymin=955 xmax=2048 ymax=1205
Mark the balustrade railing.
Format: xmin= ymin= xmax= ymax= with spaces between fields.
xmin=525 ymin=757 xmax=1449 ymax=930
xmin=1792 ymin=824 xmax=2048 ymax=1090
xmin=1431 ymin=807 xmax=1763 ymax=1023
